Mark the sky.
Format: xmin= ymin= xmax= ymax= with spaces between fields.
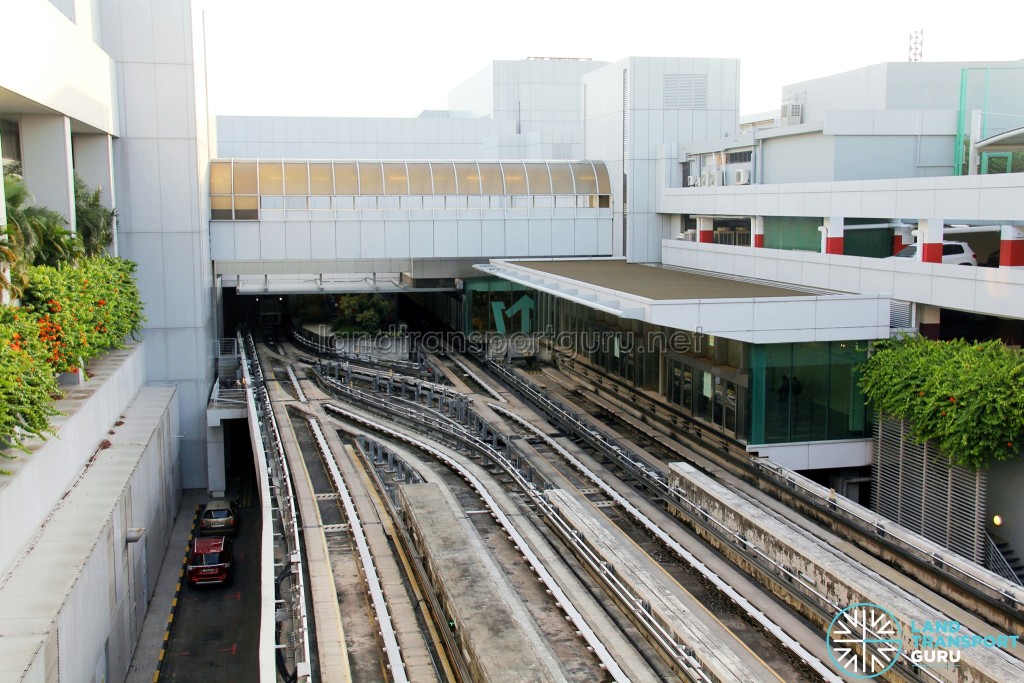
xmin=200 ymin=0 xmax=1023 ymax=119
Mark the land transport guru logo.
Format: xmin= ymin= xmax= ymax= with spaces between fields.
xmin=827 ymin=603 xmax=902 ymax=678
xmin=827 ymin=602 xmax=1021 ymax=678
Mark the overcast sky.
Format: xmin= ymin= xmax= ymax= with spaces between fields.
xmin=200 ymin=0 xmax=1022 ymax=119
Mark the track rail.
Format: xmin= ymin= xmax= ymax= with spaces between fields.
xmin=305 ymin=416 xmax=410 ymax=683
xmin=559 ymin=355 xmax=1024 ymax=630
xmin=322 ymin=402 xmax=632 ymax=683
xmin=489 ymin=402 xmax=843 ymax=683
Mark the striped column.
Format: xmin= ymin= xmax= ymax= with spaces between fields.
xmin=751 ymin=216 xmax=764 ymax=248
xmin=918 ymin=218 xmax=944 ymax=263
xmin=697 ymin=216 xmax=714 ymax=243
xmin=999 ymin=224 xmax=1024 ymax=267
xmin=820 ymin=217 xmax=844 ymax=255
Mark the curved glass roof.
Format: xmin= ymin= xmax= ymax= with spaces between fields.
xmin=211 ymin=159 xmax=611 ymax=197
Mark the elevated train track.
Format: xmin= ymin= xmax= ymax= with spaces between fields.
xmin=251 ymin=330 xmax=1024 ymax=682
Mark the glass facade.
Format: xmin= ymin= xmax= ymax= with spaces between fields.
xmin=209 ymin=159 xmax=612 ymax=220
xmin=531 ymin=290 xmax=871 ymax=446
xmin=750 ymin=342 xmax=870 ymax=444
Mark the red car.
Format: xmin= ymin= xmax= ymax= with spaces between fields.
xmin=187 ymin=536 xmax=234 ymax=587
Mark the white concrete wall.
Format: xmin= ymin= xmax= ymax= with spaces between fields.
xmin=0 ymin=386 xmax=179 ymax=683
xmin=0 ymin=344 xmax=145 ymax=579
xmin=0 ymin=0 xmax=118 ymax=135
xmin=210 ymin=211 xmax=612 ymax=264
xmin=101 ymin=0 xmax=213 ymax=488
xmin=585 ymin=57 xmax=740 ymax=263
xmin=659 ymin=172 xmax=1024 ymax=224
xmin=447 ymin=63 xmax=494 ymax=117
xmin=662 ymin=239 xmax=1024 ymax=319
xmin=216 ymin=115 xmax=511 ymax=159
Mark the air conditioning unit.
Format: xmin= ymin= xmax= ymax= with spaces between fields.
xmin=707 ymin=170 xmax=723 ymax=187
xmin=780 ymin=102 xmax=803 ymax=126
xmin=686 ymin=175 xmax=697 ymax=187
xmin=699 ymin=172 xmax=711 ymax=187
xmin=734 ymin=169 xmax=751 ymax=185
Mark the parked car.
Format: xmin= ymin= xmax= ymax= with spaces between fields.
xmin=187 ymin=536 xmax=234 ymax=587
xmin=893 ymin=241 xmax=977 ymax=265
xmin=199 ymin=499 xmax=239 ymax=535
xmin=986 ymin=249 xmax=1001 ymax=268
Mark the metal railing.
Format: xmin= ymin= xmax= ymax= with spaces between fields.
xmin=987 ymin=535 xmax=1024 ymax=586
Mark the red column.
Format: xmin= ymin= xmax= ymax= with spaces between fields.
xmin=754 ymin=234 xmax=764 ymax=248
xmin=921 ymin=242 xmax=943 ymax=263
xmin=825 ymin=236 xmax=844 ymax=255
xmin=1000 ymin=225 xmax=1024 ymax=267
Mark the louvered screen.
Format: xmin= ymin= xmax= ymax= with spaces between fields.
xmin=889 ymin=300 xmax=913 ymax=329
xmin=872 ymin=416 xmax=986 ymax=562
xmin=663 ymin=74 xmax=708 ymax=109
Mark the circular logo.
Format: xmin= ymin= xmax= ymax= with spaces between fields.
xmin=827 ymin=603 xmax=903 ymax=678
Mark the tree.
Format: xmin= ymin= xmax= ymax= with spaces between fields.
xmin=74 ymin=175 xmax=115 ymax=256
xmin=2 ymin=164 xmax=82 ymax=290
xmin=331 ymin=294 xmax=395 ymax=334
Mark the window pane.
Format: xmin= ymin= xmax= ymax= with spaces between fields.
xmin=285 ymin=196 xmax=307 ymax=209
xmin=284 ymin=163 xmax=308 ymax=195
xmin=233 ymin=162 xmax=257 ymax=194
xmin=334 ymin=162 xmax=358 ymax=194
xmin=234 ymin=195 xmax=258 ymax=220
xmin=478 ymin=162 xmax=503 ymax=194
xmin=211 ymin=195 xmax=232 ymax=220
xmin=594 ymin=162 xmax=611 ymax=194
xmin=383 ymin=162 xmax=409 ymax=195
xmin=259 ymin=162 xmax=283 ymax=195
xmin=431 ymin=162 xmax=456 ymax=194
xmin=358 ymin=161 xmax=383 ymax=194
xmin=549 ymin=161 xmax=574 ymax=194
xmin=454 ymin=163 xmax=480 ymax=194
xmin=525 ymin=162 xmax=551 ymax=194
xmin=210 ymin=162 xmax=232 ymax=194
xmin=501 ymin=162 xmax=528 ymax=194
xmin=260 ymin=196 xmax=283 ymax=209
xmin=407 ymin=163 xmax=432 ymax=194
xmin=309 ymin=163 xmax=333 ymax=194
xmin=571 ymin=162 xmax=597 ymax=194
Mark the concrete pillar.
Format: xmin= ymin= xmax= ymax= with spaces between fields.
xmin=967 ymin=110 xmax=983 ymax=176
xmin=19 ymin=114 xmax=76 ymax=233
xmin=697 ymin=216 xmax=714 ymax=244
xmin=919 ymin=305 xmax=941 ymax=340
xmin=917 ymin=218 xmax=945 ymax=264
xmin=71 ymin=133 xmax=117 ymax=254
xmin=206 ymin=425 xmax=226 ymax=497
xmin=999 ymin=224 xmax=1024 ymax=268
xmin=893 ymin=224 xmax=915 ymax=255
xmin=751 ymin=215 xmax=764 ymax=248
xmin=820 ymin=216 xmax=844 ymax=255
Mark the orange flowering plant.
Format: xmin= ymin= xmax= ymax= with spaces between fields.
xmin=23 ymin=256 xmax=145 ymax=373
xmin=0 ymin=256 xmax=144 ymax=456
xmin=0 ymin=305 xmax=60 ymax=457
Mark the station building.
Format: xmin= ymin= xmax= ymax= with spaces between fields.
xmin=2 ymin=0 xmax=1024 ymax=679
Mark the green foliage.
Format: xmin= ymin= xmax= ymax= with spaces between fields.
xmin=23 ymin=257 xmax=146 ymax=373
xmin=331 ymin=294 xmax=395 ymax=334
xmin=74 ymin=175 xmax=115 ymax=256
xmin=859 ymin=335 xmax=1024 ymax=469
xmin=2 ymin=165 xmax=84 ymax=297
xmin=0 ymin=256 xmax=145 ymax=454
xmin=0 ymin=305 xmax=60 ymax=455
